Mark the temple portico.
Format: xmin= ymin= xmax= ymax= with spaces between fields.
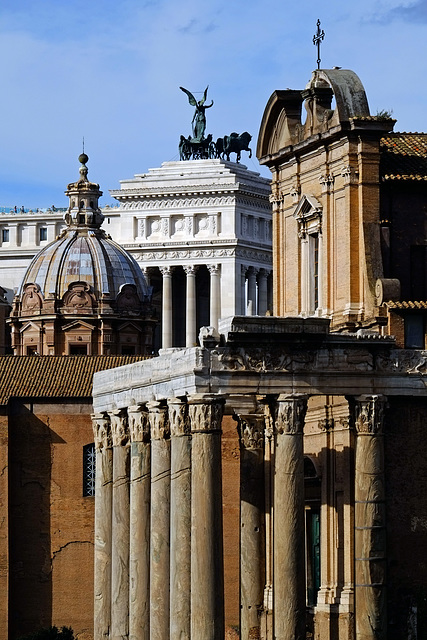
xmin=92 ymin=316 xmax=426 ymax=640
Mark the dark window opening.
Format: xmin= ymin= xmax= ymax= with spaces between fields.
xmin=405 ymin=314 xmax=424 ymax=349
xmin=39 ymin=227 xmax=47 ymax=242
xmin=121 ymin=345 xmax=136 ymax=355
xmin=26 ymin=345 xmax=38 ymax=355
xmin=2 ymin=229 xmax=9 ymax=243
xmin=79 ymin=214 xmax=85 ymax=224
xmin=83 ymin=443 xmax=95 ymax=497
xmin=69 ymin=344 xmax=88 ymax=355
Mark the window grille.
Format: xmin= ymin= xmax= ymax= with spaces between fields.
xmin=83 ymin=443 xmax=96 ymax=497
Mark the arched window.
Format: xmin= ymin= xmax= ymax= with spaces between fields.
xmin=83 ymin=443 xmax=95 ymax=497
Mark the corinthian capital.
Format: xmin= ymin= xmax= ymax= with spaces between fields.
xmin=275 ymin=394 xmax=308 ymax=435
xmin=147 ymin=400 xmax=170 ymax=440
xmin=91 ymin=412 xmax=111 ymax=450
xmin=109 ymin=408 xmax=129 ymax=447
xmin=235 ymin=413 xmax=265 ymax=450
xmin=352 ymin=395 xmax=386 ymax=435
xmin=128 ymin=404 xmax=150 ymax=443
xmin=168 ymin=398 xmax=191 ymax=437
xmin=188 ymin=394 xmax=225 ymax=433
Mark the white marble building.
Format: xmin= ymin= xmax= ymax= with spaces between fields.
xmin=0 ymin=159 xmax=272 ymax=349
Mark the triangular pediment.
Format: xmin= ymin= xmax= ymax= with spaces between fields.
xmin=61 ymin=320 xmax=95 ymax=332
xmin=19 ymin=320 xmax=42 ymax=334
xmin=293 ymin=194 xmax=322 ymax=220
xmin=118 ymin=321 xmax=143 ymax=333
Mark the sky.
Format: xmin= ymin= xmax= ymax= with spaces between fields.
xmin=1 ymin=0 xmax=426 ymax=208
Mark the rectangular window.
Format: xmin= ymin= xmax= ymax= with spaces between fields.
xmin=39 ymin=227 xmax=47 ymax=242
xmin=121 ymin=345 xmax=136 ymax=355
xmin=83 ymin=443 xmax=95 ymax=497
xmin=405 ymin=314 xmax=424 ymax=348
xmin=2 ymin=229 xmax=9 ymax=243
xmin=69 ymin=344 xmax=88 ymax=355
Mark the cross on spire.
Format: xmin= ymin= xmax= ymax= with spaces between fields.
xmin=313 ymin=19 xmax=325 ymax=70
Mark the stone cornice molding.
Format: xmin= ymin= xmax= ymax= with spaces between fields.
xmin=168 ymin=398 xmax=191 ymax=437
xmin=352 ymin=394 xmax=386 ymax=435
xmin=130 ymin=245 xmax=272 ymax=264
xmin=91 ymin=412 xmax=112 ymax=450
xmin=147 ymin=400 xmax=170 ymax=440
xmin=274 ymin=395 xmax=308 ymax=435
xmin=187 ymin=394 xmax=225 ymax=433
xmin=128 ymin=403 xmax=150 ymax=443
xmin=109 ymin=408 xmax=129 ymax=447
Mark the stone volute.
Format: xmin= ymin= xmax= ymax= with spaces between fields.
xmin=8 ymin=155 xmax=156 ymax=356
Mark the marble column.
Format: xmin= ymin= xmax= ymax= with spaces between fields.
xmin=148 ymin=401 xmax=171 ymax=640
xmin=273 ymin=394 xmax=308 ymax=640
xmin=161 ymin=266 xmax=173 ymax=349
xmin=128 ymin=404 xmax=151 ymax=640
xmin=110 ymin=409 xmax=130 ymax=640
xmin=92 ymin=412 xmax=113 ymax=640
xmin=188 ymin=394 xmax=225 ymax=640
xmin=247 ymin=267 xmax=258 ymax=315
xmin=208 ymin=264 xmax=221 ymax=329
xmin=241 ymin=265 xmax=247 ymax=315
xmin=168 ymin=398 xmax=191 ymax=640
xmin=184 ymin=265 xmax=197 ymax=348
xmin=257 ymin=269 xmax=268 ymax=317
xmin=234 ymin=403 xmax=265 ymax=640
xmin=353 ymin=395 xmax=387 ymax=640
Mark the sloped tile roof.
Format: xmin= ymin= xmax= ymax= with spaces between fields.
xmin=381 ymin=133 xmax=427 ymax=181
xmin=0 ymin=355 xmax=150 ymax=405
xmin=385 ymin=301 xmax=427 ymax=309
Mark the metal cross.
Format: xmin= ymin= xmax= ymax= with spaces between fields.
xmin=313 ymin=19 xmax=325 ymax=70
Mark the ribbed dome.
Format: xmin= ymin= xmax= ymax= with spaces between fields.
xmin=20 ymin=229 xmax=149 ymax=301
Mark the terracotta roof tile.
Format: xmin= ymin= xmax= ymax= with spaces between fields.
xmin=385 ymin=301 xmax=427 ymax=309
xmin=0 ymin=355 xmax=151 ymax=405
xmin=381 ymin=133 xmax=427 ymax=181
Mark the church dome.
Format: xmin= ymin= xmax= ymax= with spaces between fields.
xmin=9 ymin=156 xmax=156 ymax=356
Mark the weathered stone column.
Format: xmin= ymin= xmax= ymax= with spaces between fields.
xmin=92 ymin=412 xmax=113 ymax=640
xmin=247 ymin=267 xmax=258 ymax=315
xmin=273 ymin=394 xmax=308 ymax=640
xmin=128 ymin=404 xmax=151 ymax=640
xmin=188 ymin=394 xmax=225 ymax=640
xmin=168 ymin=398 xmax=191 ymax=640
xmin=208 ymin=264 xmax=221 ymax=330
xmin=110 ymin=409 xmax=130 ymax=640
xmin=353 ymin=395 xmax=387 ymax=640
xmin=148 ymin=401 xmax=171 ymax=640
xmin=184 ymin=266 xmax=197 ymax=347
xmin=161 ymin=266 xmax=173 ymax=349
xmin=234 ymin=402 xmax=265 ymax=640
xmin=257 ymin=269 xmax=268 ymax=317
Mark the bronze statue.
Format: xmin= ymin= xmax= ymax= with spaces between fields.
xmin=180 ymin=86 xmax=214 ymax=142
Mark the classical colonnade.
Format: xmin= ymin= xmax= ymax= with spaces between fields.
xmin=91 ymin=392 xmax=386 ymax=640
xmin=154 ymin=265 xmax=272 ymax=349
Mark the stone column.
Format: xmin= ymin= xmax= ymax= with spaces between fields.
xmin=128 ymin=404 xmax=151 ymax=640
xmin=258 ymin=269 xmax=268 ymax=317
xmin=353 ymin=395 xmax=387 ymax=640
xmin=148 ymin=401 xmax=171 ymax=640
xmin=184 ymin=265 xmax=197 ymax=348
xmin=234 ymin=403 xmax=265 ymax=640
xmin=247 ymin=267 xmax=258 ymax=315
xmin=168 ymin=398 xmax=191 ymax=640
xmin=161 ymin=266 xmax=173 ymax=349
xmin=241 ymin=265 xmax=247 ymax=315
xmin=110 ymin=409 xmax=130 ymax=640
xmin=208 ymin=264 xmax=221 ymax=329
xmin=188 ymin=394 xmax=225 ymax=640
xmin=92 ymin=412 xmax=113 ymax=640
xmin=273 ymin=394 xmax=308 ymax=640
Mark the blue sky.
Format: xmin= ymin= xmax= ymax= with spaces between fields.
xmin=1 ymin=0 xmax=426 ymax=208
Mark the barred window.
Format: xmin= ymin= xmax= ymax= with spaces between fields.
xmin=83 ymin=443 xmax=95 ymax=497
